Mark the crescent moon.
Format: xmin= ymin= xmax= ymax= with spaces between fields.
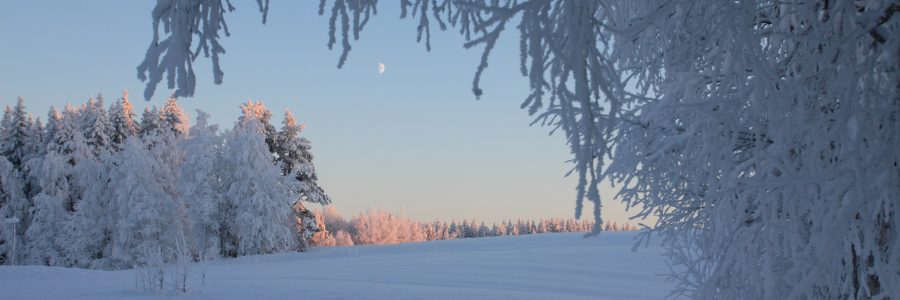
xmin=378 ymin=63 xmax=385 ymax=74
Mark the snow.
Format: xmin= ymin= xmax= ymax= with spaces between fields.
xmin=0 ymin=232 xmax=671 ymax=299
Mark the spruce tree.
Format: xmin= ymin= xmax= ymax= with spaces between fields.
xmin=108 ymin=90 xmax=138 ymax=150
xmin=139 ymin=106 xmax=162 ymax=139
xmin=81 ymin=95 xmax=112 ymax=157
xmin=160 ymin=97 xmax=189 ymax=138
xmin=0 ymin=98 xmax=36 ymax=168
xmin=274 ymin=110 xmax=331 ymax=250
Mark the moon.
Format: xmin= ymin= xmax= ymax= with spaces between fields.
xmin=378 ymin=63 xmax=385 ymax=74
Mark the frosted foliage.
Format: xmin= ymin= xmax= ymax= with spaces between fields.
xmin=25 ymin=193 xmax=65 ymax=265
xmin=69 ymin=160 xmax=112 ymax=268
xmin=315 ymin=206 xmax=600 ymax=247
xmin=293 ymin=202 xmax=319 ymax=251
xmin=179 ymin=110 xmax=223 ymax=260
xmin=161 ymin=97 xmax=190 ymax=137
xmin=24 ymin=152 xmax=70 ymax=266
xmin=49 ymin=105 xmax=94 ymax=213
xmin=226 ymin=118 xmax=296 ymax=255
xmin=321 ymin=205 xmax=352 ymax=234
xmin=332 ymin=230 xmax=354 ymax=246
xmin=81 ymin=95 xmax=112 ymax=157
xmin=108 ymin=90 xmax=139 ymax=149
xmin=1 ymin=98 xmax=40 ymax=168
xmin=308 ymin=210 xmax=335 ymax=247
xmin=0 ymin=156 xmax=25 ymax=264
xmin=351 ymin=209 xmax=426 ymax=245
xmin=1 ymin=96 xmax=334 ymax=281
xmin=139 ymin=107 xmax=162 ymax=138
xmin=110 ymin=138 xmax=183 ymax=269
xmin=277 ymin=110 xmax=330 ymax=205
xmin=593 ymin=1 xmax=899 ymax=298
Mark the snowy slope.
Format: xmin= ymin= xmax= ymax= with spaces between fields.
xmin=0 ymin=232 xmax=672 ymax=300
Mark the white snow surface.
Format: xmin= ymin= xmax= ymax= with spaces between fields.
xmin=0 ymin=232 xmax=671 ymax=300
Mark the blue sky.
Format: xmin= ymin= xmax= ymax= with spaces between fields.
xmin=0 ymin=1 xmax=636 ymax=224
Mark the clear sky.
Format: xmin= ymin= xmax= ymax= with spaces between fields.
xmin=0 ymin=1 xmax=638 ymax=225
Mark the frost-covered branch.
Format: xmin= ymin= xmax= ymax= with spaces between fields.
xmin=137 ymin=0 xmax=270 ymax=100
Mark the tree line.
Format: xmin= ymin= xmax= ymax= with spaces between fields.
xmin=309 ymin=207 xmax=637 ymax=247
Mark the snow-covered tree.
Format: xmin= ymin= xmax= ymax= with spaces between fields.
xmin=1 ymin=96 xmax=337 ymax=270
xmin=24 ymin=151 xmax=71 ymax=266
xmin=0 ymin=155 xmax=25 ymax=265
xmin=273 ymin=109 xmax=331 ymax=250
xmin=238 ymin=100 xmax=278 ymax=149
xmin=139 ymin=106 xmax=163 ymax=139
xmin=351 ymin=208 xmax=426 ymax=245
xmin=276 ymin=110 xmax=330 ymax=205
xmin=332 ymin=230 xmax=354 ymax=247
xmin=81 ymin=95 xmax=113 ymax=158
xmin=23 ymin=114 xmax=44 ymax=158
xmin=0 ymin=98 xmax=38 ymax=169
xmin=67 ymin=156 xmax=114 ymax=268
xmin=320 ymin=205 xmax=352 ymax=234
xmin=147 ymin=99 xmax=187 ymax=197
xmin=43 ymin=104 xmax=103 ymax=267
xmin=109 ymin=137 xmax=187 ymax=288
xmin=179 ymin=110 xmax=223 ymax=261
xmin=47 ymin=104 xmax=93 ymax=213
xmin=599 ymin=1 xmax=900 ymax=298
xmin=224 ymin=115 xmax=296 ymax=256
xmin=42 ymin=107 xmax=62 ymax=149
xmin=160 ymin=97 xmax=189 ymax=138
xmin=308 ymin=211 xmax=336 ymax=247
xmin=58 ymin=96 xmax=118 ymax=268
xmin=108 ymin=90 xmax=139 ymax=150
xmin=0 ymin=98 xmax=39 ymax=264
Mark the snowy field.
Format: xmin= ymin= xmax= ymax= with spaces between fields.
xmin=0 ymin=232 xmax=672 ymax=300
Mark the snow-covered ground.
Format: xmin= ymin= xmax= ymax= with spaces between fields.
xmin=0 ymin=232 xmax=672 ymax=299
